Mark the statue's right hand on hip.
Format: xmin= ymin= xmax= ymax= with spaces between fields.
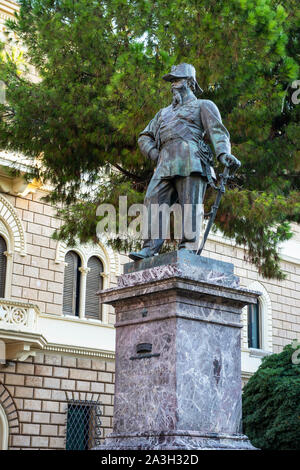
xmin=219 ymin=153 xmax=241 ymax=171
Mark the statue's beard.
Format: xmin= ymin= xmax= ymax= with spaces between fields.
xmin=172 ymin=89 xmax=183 ymax=108
xmin=171 ymin=83 xmax=188 ymax=108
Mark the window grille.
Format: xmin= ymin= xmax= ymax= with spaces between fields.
xmin=66 ymin=399 xmax=102 ymax=450
xmin=0 ymin=236 xmax=7 ymax=298
xmin=63 ymin=251 xmax=81 ymax=316
xmin=248 ymin=302 xmax=261 ymax=349
xmin=85 ymin=256 xmax=103 ymax=320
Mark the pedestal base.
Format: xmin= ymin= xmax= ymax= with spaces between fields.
xmin=95 ymin=252 xmax=260 ymax=452
xmin=96 ymin=431 xmax=256 ymax=450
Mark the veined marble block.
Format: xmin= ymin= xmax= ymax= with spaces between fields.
xmin=95 ymin=250 xmax=259 ymax=450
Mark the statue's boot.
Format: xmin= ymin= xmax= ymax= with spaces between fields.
xmin=178 ymin=240 xmax=197 ymax=252
xmin=128 ymin=247 xmax=153 ymax=261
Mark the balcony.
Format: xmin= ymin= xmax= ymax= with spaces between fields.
xmin=0 ymin=299 xmax=46 ymax=361
xmin=0 ymin=299 xmax=115 ymax=362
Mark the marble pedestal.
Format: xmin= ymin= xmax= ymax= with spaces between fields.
xmin=96 ymin=250 xmax=259 ymax=450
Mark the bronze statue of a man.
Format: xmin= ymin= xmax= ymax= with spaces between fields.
xmin=129 ymin=63 xmax=240 ymax=261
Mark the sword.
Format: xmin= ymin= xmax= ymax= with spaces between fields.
xmin=196 ymin=165 xmax=231 ymax=256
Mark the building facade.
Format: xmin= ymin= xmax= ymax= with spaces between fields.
xmin=0 ymin=161 xmax=124 ymax=449
xmin=0 ymin=0 xmax=299 ymax=450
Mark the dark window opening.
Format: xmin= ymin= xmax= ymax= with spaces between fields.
xmin=63 ymin=251 xmax=81 ymax=316
xmin=85 ymin=256 xmax=103 ymax=320
xmin=248 ymin=302 xmax=261 ymax=349
xmin=0 ymin=236 xmax=7 ymax=298
xmin=66 ymin=400 xmax=101 ymax=450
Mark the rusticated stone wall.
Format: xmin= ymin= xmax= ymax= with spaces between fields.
xmin=0 ymin=353 xmax=115 ymax=450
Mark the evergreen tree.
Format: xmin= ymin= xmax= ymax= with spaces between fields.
xmin=243 ymin=343 xmax=300 ymax=450
xmin=0 ymin=0 xmax=299 ymax=278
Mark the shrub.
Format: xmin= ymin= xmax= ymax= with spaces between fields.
xmin=242 ymin=342 xmax=300 ymax=450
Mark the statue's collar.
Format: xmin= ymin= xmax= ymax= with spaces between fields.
xmin=172 ymin=96 xmax=197 ymax=109
xmin=184 ymin=96 xmax=197 ymax=106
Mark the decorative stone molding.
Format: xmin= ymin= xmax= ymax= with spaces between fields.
xmin=0 ymin=299 xmax=45 ymax=361
xmin=0 ymin=383 xmax=20 ymax=440
xmin=0 ymin=219 xmax=10 ymax=248
xmin=55 ymin=241 xmax=84 ymax=266
xmin=242 ymin=281 xmax=273 ymax=353
xmin=5 ymin=343 xmax=36 ymax=362
xmin=0 ymin=299 xmax=39 ymax=330
xmin=0 ymin=173 xmax=42 ymax=197
xmin=78 ymin=266 xmax=90 ymax=275
xmin=0 ymin=402 xmax=8 ymax=450
xmin=0 ymin=219 xmax=14 ymax=298
xmin=42 ymin=343 xmax=115 ymax=360
xmin=55 ymin=239 xmax=120 ymax=277
xmin=0 ymin=194 xmax=26 ymax=256
xmin=0 ymin=175 xmax=27 ymax=195
xmin=0 ymin=297 xmax=115 ymax=360
xmin=0 ymin=151 xmax=33 ymax=174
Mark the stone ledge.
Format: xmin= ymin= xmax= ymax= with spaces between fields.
xmin=99 ymin=276 xmax=260 ymax=308
xmin=122 ymin=250 xmax=239 ymax=288
xmin=96 ymin=430 xmax=257 ymax=450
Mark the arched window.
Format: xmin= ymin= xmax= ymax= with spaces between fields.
xmin=247 ymin=301 xmax=261 ymax=349
xmin=0 ymin=403 xmax=9 ymax=450
xmin=242 ymin=282 xmax=273 ymax=354
xmin=85 ymin=256 xmax=103 ymax=320
xmin=0 ymin=236 xmax=7 ymax=298
xmin=63 ymin=251 xmax=81 ymax=316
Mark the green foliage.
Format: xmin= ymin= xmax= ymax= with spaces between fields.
xmin=0 ymin=0 xmax=299 ymax=278
xmin=243 ymin=343 xmax=300 ymax=450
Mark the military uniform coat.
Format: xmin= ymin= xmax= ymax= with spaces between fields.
xmin=138 ymin=97 xmax=231 ymax=181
